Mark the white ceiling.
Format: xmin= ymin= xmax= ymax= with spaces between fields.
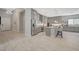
xmin=0 ymin=8 xmax=15 ymax=14
xmin=0 ymin=8 xmax=79 ymax=17
xmin=33 ymin=8 xmax=79 ymax=17
xmin=0 ymin=8 xmax=25 ymax=14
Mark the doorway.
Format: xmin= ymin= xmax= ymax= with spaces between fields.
xmin=19 ymin=10 xmax=25 ymax=33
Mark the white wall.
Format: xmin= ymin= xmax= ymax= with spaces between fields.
xmin=12 ymin=8 xmax=32 ymax=37
xmin=12 ymin=10 xmax=20 ymax=32
xmin=12 ymin=8 xmax=25 ymax=32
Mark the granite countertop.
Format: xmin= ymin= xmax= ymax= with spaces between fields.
xmin=46 ymin=26 xmax=58 ymax=29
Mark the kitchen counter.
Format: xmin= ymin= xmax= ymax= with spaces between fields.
xmin=45 ymin=26 xmax=57 ymax=37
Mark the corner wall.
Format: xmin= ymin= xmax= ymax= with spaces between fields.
xmin=25 ymin=8 xmax=32 ymax=37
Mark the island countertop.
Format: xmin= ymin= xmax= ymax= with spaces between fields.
xmin=45 ymin=26 xmax=58 ymax=37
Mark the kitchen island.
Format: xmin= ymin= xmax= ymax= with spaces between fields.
xmin=45 ymin=26 xmax=57 ymax=37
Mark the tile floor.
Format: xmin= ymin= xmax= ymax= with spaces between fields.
xmin=0 ymin=31 xmax=79 ymax=51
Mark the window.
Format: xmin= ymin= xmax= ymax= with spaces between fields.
xmin=68 ymin=19 xmax=79 ymax=27
xmin=73 ymin=19 xmax=79 ymax=25
xmin=68 ymin=19 xmax=73 ymax=25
